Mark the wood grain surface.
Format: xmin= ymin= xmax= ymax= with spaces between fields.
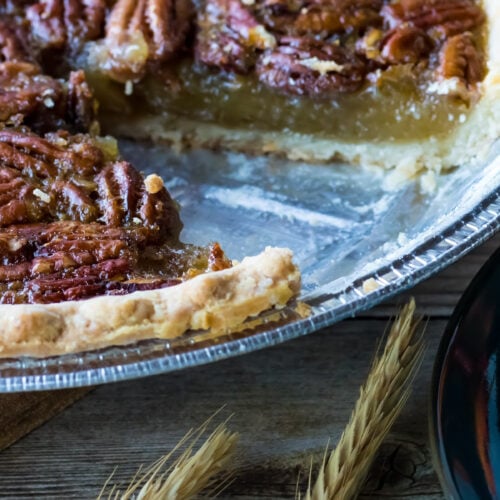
xmin=0 ymin=234 xmax=498 ymax=499
xmin=0 ymin=388 xmax=91 ymax=453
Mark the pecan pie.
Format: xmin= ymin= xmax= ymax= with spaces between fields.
xmin=0 ymin=1 xmax=497 ymax=355
xmin=72 ymin=0 xmax=498 ymax=180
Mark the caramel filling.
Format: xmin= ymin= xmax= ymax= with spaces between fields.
xmin=89 ymin=60 xmax=473 ymax=142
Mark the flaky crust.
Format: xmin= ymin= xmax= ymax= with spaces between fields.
xmin=0 ymin=247 xmax=300 ymax=357
xmin=104 ymin=0 xmax=499 ymax=181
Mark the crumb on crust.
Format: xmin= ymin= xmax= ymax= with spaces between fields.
xmin=144 ymin=173 xmax=164 ymax=194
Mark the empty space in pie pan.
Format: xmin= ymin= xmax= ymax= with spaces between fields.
xmin=0 ymin=140 xmax=499 ymax=392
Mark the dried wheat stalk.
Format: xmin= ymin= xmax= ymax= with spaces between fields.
xmin=98 ymin=417 xmax=239 ymax=500
xmin=303 ymin=298 xmax=425 ymax=500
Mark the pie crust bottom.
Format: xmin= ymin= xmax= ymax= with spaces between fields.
xmin=1 ymin=247 xmax=300 ymax=357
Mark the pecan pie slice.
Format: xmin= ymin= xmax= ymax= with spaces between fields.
xmin=0 ymin=124 xmax=300 ymax=356
xmin=76 ymin=0 xmax=497 ymax=180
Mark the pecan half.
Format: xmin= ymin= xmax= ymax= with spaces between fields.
xmin=0 ymin=62 xmax=69 ymax=128
xmin=96 ymin=161 xmax=182 ymax=239
xmin=0 ymin=128 xmax=103 ymax=177
xmin=0 ymin=166 xmax=51 ymax=226
xmin=26 ymin=0 xmax=105 ymax=51
xmin=382 ymin=0 xmax=485 ymax=39
xmin=93 ymin=0 xmax=193 ymax=82
xmin=256 ymin=37 xmax=366 ymax=96
xmin=0 ymin=221 xmax=134 ymax=303
xmin=380 ymin=25 xmax=433 ymax=64
xmin=256 ymin=0 xmax=383 ymax=37
xmin=0 ymin=25 xmax=98 ymax=136
xmin=439 ymin=31 xmax=484 ymax=86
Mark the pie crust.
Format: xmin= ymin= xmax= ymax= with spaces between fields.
xmin=0 ymin=247 xmax=300 ymax=357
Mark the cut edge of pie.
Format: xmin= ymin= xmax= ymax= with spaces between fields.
xmin=98 ymin=0 xmax=499 ymax=185
xmin=0 ymin=246 xmax=300 ymax=357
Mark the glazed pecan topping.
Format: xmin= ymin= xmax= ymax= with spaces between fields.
xmin=256 ymin=0 xmax=383 ymax=36
xmin=439 ymin=31 xmax=484 ymax=85
xmin=382 ymin=0 xmax=485 ymax=39
xmin=0 ymin=128 xmax=182 ymax=240
xmin=26 ymin=0 xmax=105 ymax=51
xmin=0 ymin=128 xmax=102 ymax=177
xmin=256 ymin=37 xmax=366 ymax=95
xmin=0 ymin=62 xmax=66 ymax=127
xmin=0 ymin=165 xmax=51 ymax=226
xmin=0 ymin=221 xmax=181 ymax=304
xmin=0 ymin=221 xmax=230 ymax=304
xmin=0 ymin=23 xmax=97 ymax=135
xmin=195 ymin=0 xmax=487 ymax=95
xmin=94 ymin=0 xmax=193 ymax=82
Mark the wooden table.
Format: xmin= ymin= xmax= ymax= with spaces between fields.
xmin=0 ymin=234 xmax=499 ymax=499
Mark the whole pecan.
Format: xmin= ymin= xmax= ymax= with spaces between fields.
xmin=439 ymin=31 xmax=484 ymax=85
xmin=26 ymin=0 xmax=105 ymax=51
xmin=256 ymin=0 xmax=383 ymax=36
xmin=94 ymin=0 xmax=193 ymax=82
xmin=382 ymin=0 xmax=485 ymax=39
xmin=256 ymin=37 xmax=366 ymax=96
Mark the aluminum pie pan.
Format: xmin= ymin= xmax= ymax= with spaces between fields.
xmin=0 ymin=142 xmax=498 ymax=392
